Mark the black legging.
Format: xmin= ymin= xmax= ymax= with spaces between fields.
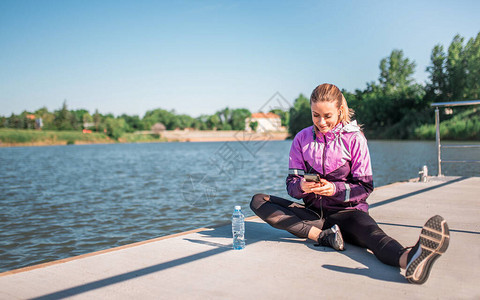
xmin=250 ymin=194 xmax=404 ymax=267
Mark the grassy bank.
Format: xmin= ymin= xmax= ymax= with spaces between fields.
xmin=1 ymin=128 xmax=289 ymax=147
xmin=0 ymin=129 xmax=166 ymax=147
xmin=414 ymin=108 xmax=480 ymax=140
xmin=0 ymin=129 xmax=112 ymax=146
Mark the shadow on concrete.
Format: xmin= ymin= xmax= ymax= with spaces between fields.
xmin=314 ymin=243 xmax=405 ymax=283
xmin=370 ymin=177 xmax=468 ymax=209
xmin=183 ymin=238 xmax=232 ymax=248
xmin=32 ymin=221 xmax=299 ymax=300
xmin=33 ymin=245 xmax=230 ymax=300
xmin=195 ymin=219 xmax=306 ymax=244
xmin=378 ymin=221 xmax=480 ymax=235
xmin=197 ymin=221 xmax=406 ymax=283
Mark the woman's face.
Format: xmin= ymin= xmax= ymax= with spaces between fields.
xmin=311 ymin=101 xmax=341 ymax=134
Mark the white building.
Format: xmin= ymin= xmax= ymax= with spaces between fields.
xmin=245 ymin=112 xmax=285 ymax=132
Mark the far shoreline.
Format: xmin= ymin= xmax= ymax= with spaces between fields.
xmin=0 ymin=130 xmax=290 ymax=148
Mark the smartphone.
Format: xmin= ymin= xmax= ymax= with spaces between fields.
xmin=304 ymin=173 xmax=320 ymax=182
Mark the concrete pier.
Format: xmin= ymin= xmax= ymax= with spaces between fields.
xmin=1 ymin=176 xmax=479 ymax=299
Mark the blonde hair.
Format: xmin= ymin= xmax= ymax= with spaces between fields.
xmin=310 ymin=83 xmax=354 ymax=125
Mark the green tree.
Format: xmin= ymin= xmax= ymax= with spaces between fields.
xmin=249 ymin=121 xmax=259 ymax=131
xmin=379 ymin=49 xmax=416 ymax=94
xmin=54 ymin=101 xmax=74 ymax=130
xmin=176 ymin=114 xmax=195 ymax=129
xmin=35 ymin=107 xmax=55 ymax=130
xmin=82 ymin=112 xmax=94 ymax=129
xmin=194 ymin=115 xmax=209 ymax=130
xmin=143 ymin=108 xmax=177 ymax=130
xmin=206 ymin=114 xmax=221 ymax=130
xmin=446 ymin=34 xmax=466 ymax=100
xmin=21 ymin=111 xmax=36 ymax=129
xmin=8 ymin=113 xmax=24 ymax=129
xmin=270 ymin=108 xmax=289 ymax=127
xmin=93 ymin=109 xmax=102 ymax=132
xmin=424 ymin=31 xmax=480 ymax=108
xmin=346 ymin=48 xmax=427 ymax=139
xmin=119 ymin=114 xmax=143 ymax=132
xmin=465 ymin=32 xmax=480 ymax=99
xmin=71 ymin=109 xmax=88 ymax=130
xmin=105 ymin=117 xmax=127 ymax=140
xmin=216 ymin=107 xmax=231 ymax=130
xmin=222 ymin=123 xmax=232 ymax=130
xmin=425 ymin=45 xmax=448 ymax=102
xmin=288 ymin=94 xmax=311 ymax=137
xmin=230 ymin=108 xmax=251 ymax=130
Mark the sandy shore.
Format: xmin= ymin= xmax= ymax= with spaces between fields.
xmin=160 ymin=130 xmax=289 ymax=142
xmin=0 ymin=130 xmax=289 ymax=147
xmin=0 ymin=140 xmax=115 ymax=148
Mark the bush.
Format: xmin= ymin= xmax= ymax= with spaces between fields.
xmin=413 ymin=108 xmax=479 ymax=140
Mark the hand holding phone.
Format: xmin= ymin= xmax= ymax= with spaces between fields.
xmin=301 ymin=173 xmax=323 ymax=194
xmin=304 ymin=173 xmax=320 ymax=183
xmin=302 ymin=176 xmax=335 ymax=196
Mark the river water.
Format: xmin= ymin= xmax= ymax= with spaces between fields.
xmin=0 ymin=139 xmax=478 ymax=272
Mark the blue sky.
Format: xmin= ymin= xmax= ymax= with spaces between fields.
xmin=1 ymin=0 xmax=479 ymax=118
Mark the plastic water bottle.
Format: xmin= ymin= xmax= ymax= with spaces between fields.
xmin=232 ymin=205 xmax=245 ymax=250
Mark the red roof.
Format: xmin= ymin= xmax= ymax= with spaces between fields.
xmin=251 ymin=112 xmax=280 ymax=119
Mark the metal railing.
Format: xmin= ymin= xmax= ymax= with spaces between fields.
xmin=431 ymin=100 xmax=480 ymax=176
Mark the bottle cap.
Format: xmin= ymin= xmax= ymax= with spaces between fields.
xmin=234 ymin=205 xmax=241 ymax=210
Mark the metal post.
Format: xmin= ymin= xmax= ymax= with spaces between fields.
xmin=435 ymin=107 xmax=442 ymax=176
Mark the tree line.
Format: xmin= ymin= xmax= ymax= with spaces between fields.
xmin=2 ymin=32 xmax=479 ymax=140
xmin=0 ymin=103 xmax=254 ymax=139
xmin=289 ymin=32 xmax=480 ymax=139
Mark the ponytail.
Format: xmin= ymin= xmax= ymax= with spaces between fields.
xmin=339 ymin=94 xmax=354 ymax=125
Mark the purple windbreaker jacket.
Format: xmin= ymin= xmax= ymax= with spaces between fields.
xmin=286 ymin=121 xmax=374 ymax=212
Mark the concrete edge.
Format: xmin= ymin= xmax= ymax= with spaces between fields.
xmin=0 ymin=215 xmax=259 ymax=277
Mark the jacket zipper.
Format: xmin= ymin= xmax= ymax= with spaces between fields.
xmin=317 ymin=134 xmax=327 ymax=220
xmin=322 ymin=134 xmax=327 ymax=176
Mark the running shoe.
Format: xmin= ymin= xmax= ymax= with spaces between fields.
xmin=316 ymin=224 xmax=345 ymax=251
xmin=405 ymin=215 xmax=450 ymax=284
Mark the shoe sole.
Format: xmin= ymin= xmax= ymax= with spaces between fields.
xmin=332 ymin=224 xmax=345 ymax=251
xmin=406 ymin=215 xmax=450 ymax=284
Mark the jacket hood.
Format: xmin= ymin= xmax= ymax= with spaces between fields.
xmin=341 ymin=120 xmax=361 ymax=133
xmin=315 ymin=120 xmax=361 ymax=141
